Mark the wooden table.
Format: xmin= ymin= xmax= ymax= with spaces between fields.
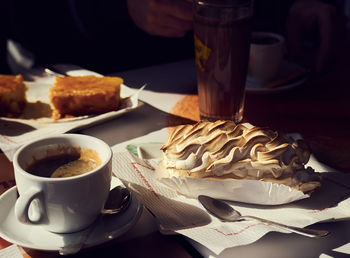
xmin=1 ymin=37 xmax=350 ymax=257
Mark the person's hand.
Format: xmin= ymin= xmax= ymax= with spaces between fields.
xmin=127 ymin=0 xmax=193 ymax=37
xmin=286 ymin=0 xmax=346 ymax=73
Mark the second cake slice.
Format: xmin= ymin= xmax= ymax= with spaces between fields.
xmin=49 ymin=75 xmax=123 ymax=119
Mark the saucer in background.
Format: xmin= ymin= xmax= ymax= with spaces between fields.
xmin=246 ymin=60 xmax=308 ymax=94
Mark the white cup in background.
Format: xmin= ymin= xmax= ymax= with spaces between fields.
xmin=13 ymin=134 xmax=112 ymax=233
xmin=247 ymin=32 xmax=285 ymax=84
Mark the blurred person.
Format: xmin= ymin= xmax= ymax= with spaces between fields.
xmin=286 ymin=0 xmax=347 ymax=73
xmin=130 ymin=0 xmax=346 ymax=74
xmin=0 ymin=0 xmax=347 ymax=75
xmin=253 ymin=0 xmax=347 ymax=74
xmin=127 ymin=0 xmax=193 ymax=37
xmin=1 ymin=0 xmax=194 ymax=74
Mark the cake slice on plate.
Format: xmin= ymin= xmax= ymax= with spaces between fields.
xmin=49 ymin=75 xmax=123 ymax=119
xmin=0 ymin=74 xmax=27 ymax=117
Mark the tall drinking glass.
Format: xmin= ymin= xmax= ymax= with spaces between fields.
xmin=193 ymin=0 xmax=253 ymax=122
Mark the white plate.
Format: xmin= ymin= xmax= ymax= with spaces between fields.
xmin=0 ymin=77 xmax=144 ymax=160
xmin=246 ymin=60 xmax=308 ymax=94
xmin=1 ymin=79 xmax=143 ymax=126
xmin=0 ymin=178 xmax=143 ymax=253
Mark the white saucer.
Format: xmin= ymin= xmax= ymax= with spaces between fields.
xmin=246 ymin=60 xmax=308 ymax=94
xmin=0 ymin=178 xmax=143 ymax=252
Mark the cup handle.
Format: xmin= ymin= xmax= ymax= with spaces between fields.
xmin=15 ymin=187 xmax=45 ymax=225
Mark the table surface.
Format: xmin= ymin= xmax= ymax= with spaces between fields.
xmin=1 ymin=41 xmax=350 ymax=258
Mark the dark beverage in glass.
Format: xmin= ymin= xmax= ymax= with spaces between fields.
xmin=193 ymin=0 xmax=253 ymax=122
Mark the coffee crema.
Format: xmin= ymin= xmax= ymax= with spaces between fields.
xmin=26 ymin=147 xmax=102 ymax=178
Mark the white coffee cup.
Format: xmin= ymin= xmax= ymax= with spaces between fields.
xmin=13 ymin=134 xmax=112 ymax=233
xmin=248 ymin=32 xmax=285 ymax=84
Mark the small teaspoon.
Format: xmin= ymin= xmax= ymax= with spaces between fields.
xmin=59 ymin=186 xmax=131 ymax=255
xmin=102 ymin=185 xmax=131 ymax=214
xmin=198 ymin=195 xmax=329 ymax=238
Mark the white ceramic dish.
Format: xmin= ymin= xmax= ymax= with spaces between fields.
xmin=0 ymin=79 xmax=144 ymax=161
xmin=246 ymin=60 xmax=308 ymax=94
xmin=0 ymin=80 xmax=143 ymax=126
xmin=0 ymin=178 xmax=143 ymax=252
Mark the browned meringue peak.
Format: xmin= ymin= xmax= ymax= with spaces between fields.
xmin=261 ymin=167 xmax=321 ymax=193
xmin=161 ymin=120 xmax=311 ymax=180
xmin=162 ymin=120 xmax=240 ymax=151
xmin=163 ymin=121 xmax=247 ymax=157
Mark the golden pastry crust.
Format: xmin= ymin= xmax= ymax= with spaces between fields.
xmin=49 ymin=75 xmax=123 ymax=119
xmin=0 ymin=74 xmax=27 ymax=117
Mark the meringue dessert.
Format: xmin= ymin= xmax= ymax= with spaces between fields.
xmin=156 ymin=120 xmax=321 ymax=194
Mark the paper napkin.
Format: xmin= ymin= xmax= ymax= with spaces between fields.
xmin=0 ymin=245 xmax=23 ymax=258
xmin=112 ymin=151 xmax=350 ymax=255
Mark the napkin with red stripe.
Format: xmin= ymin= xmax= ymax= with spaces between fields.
xmin=112 ymin=150 xmax=350 ymax=255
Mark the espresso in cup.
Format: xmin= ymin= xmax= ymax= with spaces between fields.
xmin=13 ymin=134 xmax=112 ymax=233
xmin=26 ymin=146 xmax=102 ymax=178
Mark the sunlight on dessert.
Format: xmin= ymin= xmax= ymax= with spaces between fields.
xmin=157 ymin=120 xmax=321 ymax=193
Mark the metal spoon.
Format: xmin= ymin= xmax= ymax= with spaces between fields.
xmin=59 ymin=186 xmax=131 ymax=255
xmin=101 ymin=185 xmax=131 ymax=214
xmin=198 ymin=195 xmax=329 ymax=238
